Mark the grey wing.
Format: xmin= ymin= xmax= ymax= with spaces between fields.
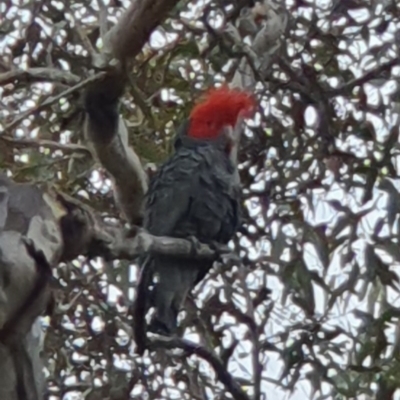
xmin=189 ymin=163 xmax=240 ymax=243
xmin=143 ymin=151 xmax=201 ymax=236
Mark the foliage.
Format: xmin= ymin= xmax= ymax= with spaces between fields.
xmin=1 ymin=0 xmax=400 ymax=399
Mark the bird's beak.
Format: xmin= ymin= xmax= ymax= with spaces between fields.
xmin=231 ymin=115 xmax=245 ymax=144
xmin=225 ymin=115 xmax=245 ymax=164
xmin=222 ymin=115 xmax=244 ymax=144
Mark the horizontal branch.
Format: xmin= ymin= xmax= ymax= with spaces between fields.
xmin=51 ymin=189 xmax=237 ymax=264
xmin=97 ymin=228 xmax=234 ymax=261
xmin=0 ymin=135 xmax=90 ymax=155
xmin=0 ymin=68 xmax=81 ymax=86
xmin=148 ymin=335 xmax=251 ymax=400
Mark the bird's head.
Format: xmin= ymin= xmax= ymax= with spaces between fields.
xmin=187 ymin=86 xmax=256 ymax=152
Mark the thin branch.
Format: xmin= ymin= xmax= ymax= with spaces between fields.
xmin=148 ymin=336 xmax=251 ymax=400
xmin=3 ymin=72 xmax=105 ymax=133
xmin=0 ymin=135 xmax=90 ymax=155
xmin=327 ymin=58 xmax=400 ymax=96
xmin=238 ymin=264 xmax=262 ymax=400
xmin=96 ymin=0 xmax=109 ymax=39
xmin=0 ymin=68 xmax=81 ymax=86
xmin=72 ymin=18 xmax=98 ymax=59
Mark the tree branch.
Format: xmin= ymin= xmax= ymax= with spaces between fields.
xmin=0 ymin=175 xmax=64 ymax=400
xmin=148 ymin=335 xmax=251 ymax=400
xmin=93 ymin=228 xmax=234 ymax=262
xmin=327 ymin=58 xmax=400 ymax=96
xmin=3 ymin=72 xmax=105 ymax=133
xmin=103 ymin=0 xmax=180 ymax=62
xmin=0 ymin=135 xmax=90 ymax=155
xmin=83 ymin=0 xmax=181 ymax=225
xmin=0 ymin=68 xmax=81 ymax=86
xmin=53 ymin=189 xmax=237 ymax=263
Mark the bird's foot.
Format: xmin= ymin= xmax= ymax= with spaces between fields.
xmin=208 ymin=240 xmax=220 ymax=251
xmin=148 ymin=319 xmax=174 ymax=336
xmin=186 ymin=235 xmax=202 ymax=256
xmin=209 ymin=240 xmax=225 ymax=257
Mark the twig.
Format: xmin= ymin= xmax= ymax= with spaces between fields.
xmin=327 ymin=58 xmax=400 ymax=96
xmin=238 ymin=264 xmax=262 ymax=400
xmin=0 ymin=135 xmax=90 ymax=155
xmin=0 ymin=68 xmax=80 ymax=86
xmin=3 ymin=72 xmax=106 ymax=133
xmin=148 ymin=335 xmax=251 ymax=400
xmin=72 ymin=18 xmax=98 ymax=59
xmin=96 ymin=0 xmax=109 ymax=39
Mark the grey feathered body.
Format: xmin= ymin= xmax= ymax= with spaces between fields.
xmin=138 ymin=135 xmax=241 ymax=337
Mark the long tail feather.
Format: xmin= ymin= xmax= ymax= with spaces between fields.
xmin=132 ymin=258 xmax=153 ymax=355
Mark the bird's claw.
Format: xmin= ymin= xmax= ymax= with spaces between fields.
xmin=148 ymin=319 xmax=174 ymax=336
xmin=209 ymin=240 xmax=225 ymax=258
xmin=187 ymin=235 xmax=202 ymax=256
